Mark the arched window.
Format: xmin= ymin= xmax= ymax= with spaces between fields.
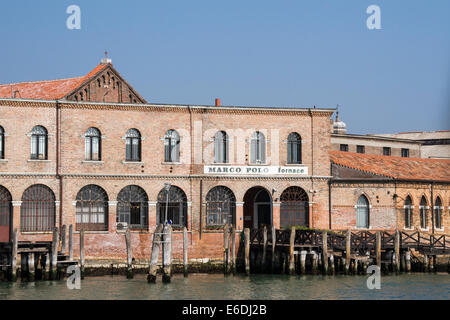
xmin=206 ymin=186 xmax=236 ymax=226
xmin=404 ymin=196 xmax=412 ymax=229
xmin=75 ymin=185 xmax=108 ymax=231
xmin=85 ymin=127 xmax=101 ymax=161
xmin=0 ymin=186 xmax=12 ymax=242
xmin=214 ymin=131 xmax=228 ymax=163
xmin=434 ymin=197 xmax=443 ymax=229
xmin=21 ymin=184 xmax=55 ymax=232
xmin=30 ymin=126 xmax=48 ymax=160
xmin=419 ymin=196 xmax=428 ymax=229
xmin=250 ymin=131 xmax=266 ymax=164
xmin=280 ymin=186 xmax=309 ymax=228
xmin=164 ymin=130 xmax=180 ymax=163
xmin=157 ymin=186 xmax=187 ymax=228
xmin=125 ymin=129 xmax=141 ymax=162
xmin=0 ymin=126 xmax=4 ymax=160
xmin=287 ymin=132 xmax=302 ymax=164
xmin=356 ymin=195 xmax=369 ymax=228
xmin=117 ymin=185 xmax=148 ymax=229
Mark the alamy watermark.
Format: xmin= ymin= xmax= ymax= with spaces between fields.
xmin=66 ymin=5 xmax=81 ymax=30
xmin=366 ymin=5 xmax=381 ymax=30
xmin=366 ymin=265 xmax=381 ymax=290
xmin=66 ymin=265 xmax=81 ymax=290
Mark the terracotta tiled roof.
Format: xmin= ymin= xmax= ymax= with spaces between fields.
xmin=0 ymin=63 xmax=108 ymax=100
xmin=330 ymin=150 xmax=450 ymax=182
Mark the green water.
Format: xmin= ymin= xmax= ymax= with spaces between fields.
xmin=0 ymin=273 xmax=448 ymax=300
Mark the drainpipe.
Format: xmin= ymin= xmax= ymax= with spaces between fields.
xmin=309 ymin=109 xmax=314 ymax=228
xmin=328 ymin=179 xmax=332 ymax=230
xmin=56 ymin=100 xmax=63 ymax=232
xmin=431 ymin=182 xmax=434 ymax=234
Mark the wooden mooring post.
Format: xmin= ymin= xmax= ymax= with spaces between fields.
xmin=345 ymin=230 xmax=351 ymax=274
xmin=51 ymin=227 xmax=59 ymax=280
xmin=244 ymin=228 xmax=250 ymax=276
xmin=271 ymin=226 xmax=276 ymax=272
xmin=79 ymin=230 xmax=85 ymax=279
xmin=28 ymin=253 xmax=35 ymax=281
xmin=311 ymin=251 xmax=319 ymax=274
xmin=223 ymin=224 xmax=230 ymax=275
xmin=289 ymin=227 xmax=295 ymax=275
xmin=162 ymin=224 xmax=172 ymax=283
xmin=61 ymin=225 xmax=67 ymax=255
xmin=322 ymin=231 xmax=328 ymax=274
xmin=69 ymin=225 xmax=73 ymax=262
xmin=10 ymin=228 xmax=18 ymax=282
xmin=148 ymin=224 xmax=163 ymax=283
xmin=125 ymin=228 xmax=133 ymax=279
xmin=394 ymin=230 xmax=400 ymax=273
xmin=424 ymin=254 xmax=429 ymax=272
xmin=329 ymin=254 xmax=335 ymax=275
xmin=231 ymin=226 xmax=236 ymax=275
xmin=405 ymin=250 xmax=411 ymax=273
xmin=261 ymin=226 xmax=267 ymax=273
xmin=183 ymin=226 xmax=188 ymax=277
xmin=300 ymin=250 xmax=307 ymax=274
xmin=376 ymin=231 xmax=381 ymax=269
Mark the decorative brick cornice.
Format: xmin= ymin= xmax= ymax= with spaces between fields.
xmin=60 ymin=173 xmax=332 ymax=181
xmin=0 ymin=99 xmax=56 ymax=109
xmin=0 ymin=173 xmax=57 ymax=179
xmin=0 ymin=98 xmax=335 ymax=117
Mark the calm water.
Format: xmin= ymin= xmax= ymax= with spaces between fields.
xmin=0 ymin=273 xmax=449 ymax=300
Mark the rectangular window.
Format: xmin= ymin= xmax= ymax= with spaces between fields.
xmin=340 ymin=144 xmax=348 ymax=152
xmin=383 ymin=147 xmax=391 ymax=156
xmin=356 ymin=145 xmax=365 ymax=154
xmin=401 ymin=148 xmax=409 ymax=158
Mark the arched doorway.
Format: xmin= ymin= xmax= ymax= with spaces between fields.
xmin=243 ymin=187 xmax=272 ymax=229
xmin=280 ymin=186 xmax=309 ymax=228
xmin=156 ymin=185 xmax=187 ymax=228
xmin=0 ymin=186 xmax=12 ymax=242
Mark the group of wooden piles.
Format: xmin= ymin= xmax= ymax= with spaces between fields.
xmin=0 ymin=225 xmax=78 ymax=282
xmin=230 ymin=227 xmax=448 ymax=276
xmin=123 ymin=224 xmax=189 ymax=283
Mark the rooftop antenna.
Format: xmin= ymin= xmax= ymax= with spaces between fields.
xmin=336 ymin=104 xmax=340 ymax=121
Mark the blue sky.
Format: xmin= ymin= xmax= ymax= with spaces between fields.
xmin=0 ymin=0 xmax=448 ymax=134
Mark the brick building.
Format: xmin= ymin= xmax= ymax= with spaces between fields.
xmin=0 ymin=60 xmax=448 ymax=264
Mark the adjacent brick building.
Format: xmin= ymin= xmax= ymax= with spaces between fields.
xmin=0 ymin=60 xmax=448 ymax=264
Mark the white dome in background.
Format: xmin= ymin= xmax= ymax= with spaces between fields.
xmin=332 ymin=112 xmax=347 ymax=134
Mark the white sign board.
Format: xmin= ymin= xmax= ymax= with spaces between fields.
xmin=204 ymin=165 xmax=308 ymax=176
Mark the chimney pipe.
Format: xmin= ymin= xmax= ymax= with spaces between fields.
xmin=215 ymin=98 xmax=221 ymax=107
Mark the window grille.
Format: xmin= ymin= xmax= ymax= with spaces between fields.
xmin=117 ymin=185 xmax=148 ymax=229
xmin=157 ymin=186 xmax=187 ymax=228
xmin=21 ymin=184 xmax=55 ymax=232
xmin=206 ymin=186 xmax=236 ymax=226
xmin=280 ymin=186 xmax=309 ymax=228
xmin=75 ymin=185 xmax=108 ymax=231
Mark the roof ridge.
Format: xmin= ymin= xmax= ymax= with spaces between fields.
xmin=330 ymin=150 xmax=450 ymax=163
xmin=0 ymin=76 xmax=83 ymax=87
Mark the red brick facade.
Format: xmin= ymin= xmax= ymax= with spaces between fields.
xmin=0 ymin=63 xmax=448 ymax=265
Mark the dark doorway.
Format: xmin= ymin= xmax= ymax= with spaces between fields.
xmin=243 ymin=187 xmax=272 ymax=229
xmin=130 ymin=202 xmax=141 ymax=225
xmin=0 ymin=186 xmax=12 ymax=243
